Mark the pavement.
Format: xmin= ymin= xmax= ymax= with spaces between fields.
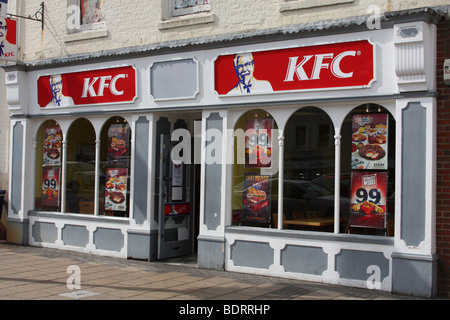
xmin=0 ymin=240 xmax=432 ymax=304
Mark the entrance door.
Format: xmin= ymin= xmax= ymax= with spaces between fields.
xmin=158 ymin=134 xmax=193 ymax=260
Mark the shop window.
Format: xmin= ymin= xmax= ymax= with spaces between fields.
xmin=232 ymin=109 xmax=278 ymax=228
xmin=35 ymin=120 xmax=63 ymax=212
xmin=98 ymin=117 xmax=131 ymax=217
xmin=66 ymin=118 xmax=96 ymax=214
xmin=282 ymin=107 xmax=335 ymax=232
xmin=338 ymin=104 xmax=395 ymax=236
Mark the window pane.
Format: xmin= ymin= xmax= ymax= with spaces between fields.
xmin=35 ymin=120 xmax=63 ymax=212
xmin=232 ymin=110 xmax=278 ymax=228
xmin=99 ymin=117 xmax=131 ymax=217
xmin=283 ymin=107 xmax=335 ymax=232
xmin=66 ymin=118 xmax=96 ymax=214
xmin=175 ymin=0 xmax=210 ymax=9
xmin=340 ymin=104 xmax=395 ymax=236
xmin=81 ymin=0 xmax=105 ymax=25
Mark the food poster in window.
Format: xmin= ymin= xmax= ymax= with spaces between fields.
xmin=43 ymin=127 xmax=62 ymax=166
xmin=107 ymin=124 xmax=130 ymax=166
xmin=245 ymin=118 xmax=273 ymax=168
xmin=41 ymin=167 xmax=60 ymax=207
xmin=351 ymin=114 xmax=388 ymax=170
xmin=105 ymin=168 xmax=128 ymax=211
xmin=241 ymin=173 xmax=271 ymax=223
xmin=350 ymin=172 xmax=387 ymax=228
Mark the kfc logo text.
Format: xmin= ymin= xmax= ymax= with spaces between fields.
xmin=81 ymin=74 xmax=127 ymax=98
xmin=284 ymin=51 xmax=357 ymax=82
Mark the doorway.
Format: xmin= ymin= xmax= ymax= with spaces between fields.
xmin=154 ymin=114 xmax=201 ymax=262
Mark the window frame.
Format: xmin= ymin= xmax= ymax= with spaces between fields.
xmin=65 ymin=0 xmax=108 ymax=42
xmin=159 ymin=0 xmax=214 ymax=30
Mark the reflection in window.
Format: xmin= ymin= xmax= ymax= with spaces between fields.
xmin=99 ymin=117 xmax=131 ymax=217
xmin=35 ymin=120 xmax=63 ymax=212
xmin=66 ymin=118 xmax=96 ymax=214
xmin=282 ymin=107 xmax=335 ymax=232
xmin=232 ymin=109 xmax=278 ymax=228
xmin=339 ymin=104 xmax=395 ymax=236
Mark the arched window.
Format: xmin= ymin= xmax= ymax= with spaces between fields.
xmin=99 ymin=117 xmax=131 ymax=217
xmin=35 ymin=120 xmax=63 ymax=212
xmin=232 ymin=109 xmax=278 ymax=228
xmin=65 ymin=118 xmax=96 ymax=214
xmin=338 ymin=104 xmax=395 ymax=236
xmin=282 ymin=107 xmax=335 ymax=232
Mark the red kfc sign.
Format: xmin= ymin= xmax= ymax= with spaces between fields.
xmin=38 ymin=65 xmax=137 ymax=108
xmin=214 ymin=40 xmax=375 ymax=95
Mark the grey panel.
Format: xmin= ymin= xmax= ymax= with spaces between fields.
xmin=32 ymin=221 xmax=57 ymax=244
xmin=401 ymin=102 xmax=426 ymax=246
xmin=204 ymin=113 xmax=222 ymax=230
xmin=133 ymin=117 xmax=149 ymax=225
xmin=94 ymin=228 xmax=124 ymax=252
xmin=150 ymin=58 xmax=198 ymax=100
xmin=230 ymin=240 xmax=273 ymax=269
xmin=281 ymin=245 xmax=327 ymax=275
xmin=11 ymin=122 xmax=23 ymax=215
xmin=392 ymin=253 xmax=437 ymax=298
xmin=197 ymin=235 xmax=225 ymax=270
xmin=336 ymin=249 xmax=389 ymax=281
xmin=127 ymin=230 xmax=151 ymax=261
xmin=62 ymin=224 xmax=89 ymax=248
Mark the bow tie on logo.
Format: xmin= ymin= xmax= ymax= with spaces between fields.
xmin=52 ymin=92 xmax=62 ymax=106
xmin=241 ymin=81 xmax=252 ymax=93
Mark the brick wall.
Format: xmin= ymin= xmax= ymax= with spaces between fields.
xmin=437 ymin=17 xmax=450 ymax=298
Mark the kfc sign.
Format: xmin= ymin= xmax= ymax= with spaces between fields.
xmin=38 ymin=66 xmax=137 ymax=108
xmin=0 ymin=17 xmax=17 ymax=62
xmin=214 ymin=40 xmax=375 ymax=95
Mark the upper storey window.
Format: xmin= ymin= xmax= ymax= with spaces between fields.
xmin=65 ymin=0 xmax=108 ymax=42
xmin=159 ymin=0 xmax=214 ymax=30
xmin=173 ymin=0 xmax=211 ymax=16
xmin=80 ymin=0 xmax=106 ymax=29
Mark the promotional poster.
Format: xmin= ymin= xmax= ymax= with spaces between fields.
xmin=245 ymin=118 xmax=273 ymax=168
xmin=241 ymin=174 xmax=272 ymax=223
xmin=350 ymin=171 xmax=387 ymax=229
xmin=41 ymin=167 xmax=60 ymax=207
xmin=351 ymin=114 xmax=388 ymax=170
xmin=43 ymin=127 xmax=62 ymax=166
xmin=105 ymin=168 xmax=128 ymax=212
xmin=107 ymin=123 xmax=130 ymax=166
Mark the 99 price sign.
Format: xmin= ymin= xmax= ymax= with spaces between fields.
xmin=41 ymin=167 xmax=60 ymax=207
xmin=350 ymin=172 xmax=387 ymax=229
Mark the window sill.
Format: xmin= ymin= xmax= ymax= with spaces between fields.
xmin=158 ymin=12 xmax=214 ymax=30
xmin=279 ymin=0 xmax=353 ymax=12
xmin=64 ymin=28 xmax=109 ymax=43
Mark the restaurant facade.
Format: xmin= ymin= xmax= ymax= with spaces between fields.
xmin=2 ymin=7 xmax=446 ymax=298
